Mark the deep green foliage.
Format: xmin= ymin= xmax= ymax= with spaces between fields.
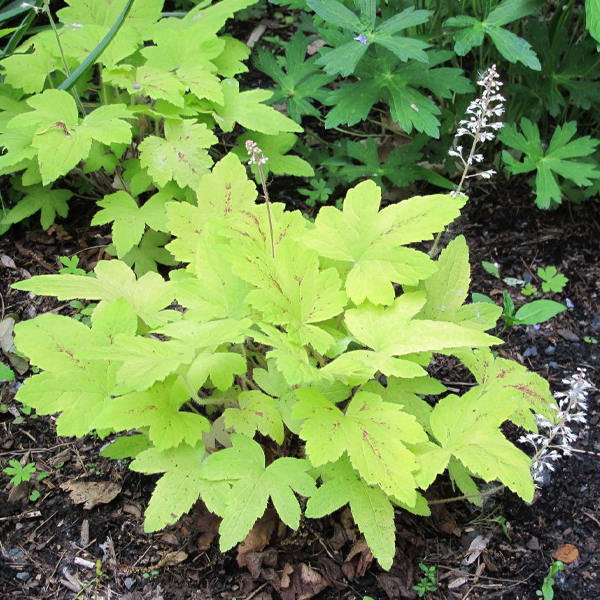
xmin=12 ymin=154 xmax=557 ymax=569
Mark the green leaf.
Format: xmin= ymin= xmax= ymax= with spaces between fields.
xmin=200 ymin=435 xmax=316 ymax=551
xmin=212 ymin=79 xmax=303 ymax=135
xmin=0 ymin=362 xmax=14 ymax=382
xmin=304 ymin=180 xmax=465 ymax=305
xmin=223 ymin=390 xmax=284 ymax=444
xmin=306 ymin=458 xmax=396 ymax=570
xmin=8 ymin=91 xmax=132 ymax=185
xmin=445 ymin=0 xmax=543 ymax=70
xmin=514 ymin=300 xmax=566 ymax=325
xmin=293 ymin=387 xmax=426 ymax=506
xmin=139 ymin=120 xmax=216 ymax=191
xmin=323 ymin=49 xmax=474 ymax=137
xmin=166 ymin=152 xmax=257 ymax=264
xmin=482 ymin=260 xmax=500 ymax=279
xmin=233 ymin=132 xmax=314 ymax=178
xmin=427 ymin=387 xmax=535 ymax=501
xmin=92 ymin=191 xmax=168 ymax=257
xmin=2 ymin=42 xmax=59 ymax=93
xmin=500 ymin=119 xmax=600 ymax=208
xmin=1 ymin=186 xmax=71 ymax=230
xmin=4 ymin=460 xmax=36 ymax=486
xmin=130 ymin=444 xmax=218 ymax=532
xmin=307 ymin=0 xmax=363 ymax=32
xmin=58 ymin=0 xmax=135 ymax=92
xmin=254 ymin=33 xmax=335 ymax=123
xmin=115 ymin=230 xmax=177 ymax=277
xmin=13 ymin=260 xmax=176 ymax=327
xmin=94 ymin=378 xmax=209 ymax=450
xmin=537 ymin=266 xmax=568 ymax=293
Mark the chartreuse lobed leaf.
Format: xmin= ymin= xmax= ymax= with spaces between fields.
xmin=166 ymin=153 xmax=257 ymax=264
xmin=139 ymin=120 xmax=217 ymax=192
xmin=12 ymin=260 xmax=176 ymax=327
xmin=130 ymin=443 xmax=228 ymax=533
xmin=293 ymin=388 xmax=427 ymax=506
xmin=422 ymin=387 xmax=536 ymax=502
xmin=223 ymin=390 xmax=284 ymax=443
xmin=418 ymin=236 xmax=502 ymax=331
xmin=13 ymin=299 xmax=137 ymax=436
xmin=306 ymin=457 xmax=396 ymax=570
xmin=94 ymin=377 xmax=209 ymax=449
xmin=200 ymin=435 xmax=316 ymax=551
xmin=91 ymin=191 xmax=169 ymax=257
xmin=303 ymin=180 xmax=465 ymax=305
xmin=1 ymin=186 xmax=72 ymax=230
xmin=211 ymin=78 xmax=303 ymax=134
xmin=7 ymin=90 xmax=132 ymax=185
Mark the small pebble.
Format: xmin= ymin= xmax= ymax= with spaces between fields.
xmin=545 ymin=345 xmax=556 ymax=356
xmin=523 ymin=272 xmax=532 ymax=284
xmin=8 ymin=548 xmax=24 ymax=559
xmin=549 ymin=361 xmax=558 ymax=369
xmin=124 ymin=577 xmax=135 ymax=590
xmin=523 ymin=346 xmax=538 ymax=357
xmin=16 ymin=572 xmax=30 ymax=582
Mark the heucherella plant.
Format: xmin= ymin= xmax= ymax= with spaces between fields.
xmin=11 ymin=150 xmax=558 ymax=570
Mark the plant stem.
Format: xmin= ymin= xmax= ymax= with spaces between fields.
xmin=257 ymin=162 xmax=275 ymax=259
xmin=42 ymin=0 xmax=86 ymax=116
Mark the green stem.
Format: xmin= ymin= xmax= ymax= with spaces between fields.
xmin=42 ymin=0 xmax=86 ymax=116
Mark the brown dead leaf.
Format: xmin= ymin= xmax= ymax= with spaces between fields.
xmin=342 ymin=538 xmax=373 ymax=580
xmin=237 ymin=511 xmax=277 ymax=567
xmin=280 ymin=563 xmax=330 ymax=600
xmin=463 ymin=533 xmax=492 ymax=565
xmin=194 ymin=502 xmax=221 ymax=552
xmin=246 ymin=549 xmax=278 ymax=579
xmin=553 ymin=543 xmax=579 ymax=564
xmin=160 ymin=550 xmax=187 ymax=567
xmin=307 ymin=39 xmax=326 ymax=55
xmin=60 ymin=480 xmax=121 ymax=509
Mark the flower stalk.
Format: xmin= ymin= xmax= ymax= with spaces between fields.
xmin=246 ymin=140 xmax=275 ymax=259
xmin=430 ymin=64 xmax=505 ymax=257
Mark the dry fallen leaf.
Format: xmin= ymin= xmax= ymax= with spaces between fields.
xmin=463 ymin=533 xmax=492 ymax=565
xmin=60 ymin=480 xmax=121 ymax=509
xmin=237 ymin=511 xmax=277 ymax=567
xmin=553 ymin=543 xmax=579 ymax=564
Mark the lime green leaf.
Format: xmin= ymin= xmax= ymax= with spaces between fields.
xmin=12 ymin=260 xmax=176 ymax=327
xmin=212 ymin=78 xmax=303 ymax=134
xmin=223 ymin=390 xmax=284 ymax=444
xmin=303 ymin=181 xmax=464 ymax=305
xmin=244 ymin=239 xmax=347 ymax=354
xmin=92 ymin=191 xmax=168 ymax=257
xmin=200 ymin=435 xmax=316 ymax=551
xmin=100 ymin=434 xmax=151 ymax=459
xmin=429 ymin=388 xmax=535 ymax=501
xmin=139 ymin=120 xmax=216 ymax=192
xmin=130 ymin=444 xmax=220 ymax=533
xmin=293 ymin=388 xmax=426 ymax=506
xmin=94 ymin=379 xmax=209 ymax=450
xmin=2 ymin=43 xmax=58 ymax=93
xmin=8 ymin=91 xmax=132 ymax=185
xmin=166 ymin=152 xmax=257 ymax=263
xmin=233 ymin=132 xmax=314 ymax=178
xmin=0 ymin=362 xmax=14 ymax=382
xmin=306 ymin=458 xmax=396 ymax=570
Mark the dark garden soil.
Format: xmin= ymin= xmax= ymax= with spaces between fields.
xmin=0 ymin=179 xmax=599 ymax=600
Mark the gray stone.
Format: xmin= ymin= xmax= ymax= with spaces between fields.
xmin=545 ymin=345 xmax=556 ymax=356
xmin=124 ymin=577 xmax=136 ymax=590
xmin=16 ymin=572 xmax=30 ymax=582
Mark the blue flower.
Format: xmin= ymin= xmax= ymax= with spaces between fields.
xmin=354 ymin=34 xmax=368 ymax=45
xmin=566 ymin=298 xmax=574 ymax=309
xmin=132 ymin=83 xmax=141 ymax=90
